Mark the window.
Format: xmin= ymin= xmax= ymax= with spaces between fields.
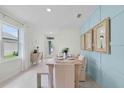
xmin=47 ymin=37 xmax=54 ymax=56
xmin=2 ymin=24 xmax=19 ymax=60
xmin=48 ymin=40 xmax=54 ymax=55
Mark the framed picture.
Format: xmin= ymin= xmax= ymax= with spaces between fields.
xmin=85 ymin=29 xmax=93 ymax=51
xmin=80 ymin=34 xmax=85 ymax=50
xmin=93 ymin=17 xmax=110 ymax=53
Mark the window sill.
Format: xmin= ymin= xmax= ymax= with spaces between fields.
xmin=0 ymin=57 xmax=21 ymax=64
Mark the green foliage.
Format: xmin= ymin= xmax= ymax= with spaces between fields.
xmin=4 ymin=51 xmax=18 ymax=59
xmin=62 ymin=48 xmax=69 ymax=53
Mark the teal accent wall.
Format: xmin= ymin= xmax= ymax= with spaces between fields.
xmin=80 ymin=5 xmax=124 ymax=88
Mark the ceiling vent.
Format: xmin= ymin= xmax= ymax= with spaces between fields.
xmin=77 ymin=13 xmax=82 ymax=18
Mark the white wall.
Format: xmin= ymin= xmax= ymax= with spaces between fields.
xmin=30 ymin=28 xmax=80 ymax=58
xmin=0 ymin=59 xmax=22 ymax=83
xmin=21 ymin=27 xmax=32 ymax=70
xmin=29 ymin=30 xmax=44 ymax=52
xmin=54 ymin=28 xmax=80 ymax=55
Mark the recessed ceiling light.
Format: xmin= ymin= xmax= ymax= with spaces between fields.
xmin=46 ymin=8 xmax=52 ymax=12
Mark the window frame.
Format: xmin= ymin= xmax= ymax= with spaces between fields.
xmin=1 ymin=23 xmax=20 ymax=61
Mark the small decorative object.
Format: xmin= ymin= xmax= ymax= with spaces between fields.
xmin=33 ymin=46 xmax=39 ymax=53
xmin=62 ymin=48 xmax=69 ymax=58
xmin=63 ymin=52 xmax=66 ymax=59
xmin=93 ymin=17 xmax=110 ymax=53
xmin=85 ymin=29 xmax=93 ymax=51
xmin=80 ymin=34 xmax=85 ymax=50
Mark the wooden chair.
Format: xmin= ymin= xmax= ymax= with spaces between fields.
xmin=37 ymin=73 xmax=50 ymax=88
xmin=78 ymin=55 xmax=87 ymax=81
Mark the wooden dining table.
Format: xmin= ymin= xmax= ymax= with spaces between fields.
xmin=46 ymin=57 xmax=82 ymax=88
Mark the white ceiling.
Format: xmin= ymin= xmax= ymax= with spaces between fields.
xmin=0 ymin=5 xmax=97 ymax=31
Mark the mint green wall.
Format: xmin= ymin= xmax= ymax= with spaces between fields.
xmin=80 ymin=5 xmax=124 ymax=87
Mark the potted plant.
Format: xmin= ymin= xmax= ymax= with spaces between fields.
xmin=62 ymin=48 xmax=69 ymax=58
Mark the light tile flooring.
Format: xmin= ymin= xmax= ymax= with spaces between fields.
xmin=80 ymin=76 xmax=99 ymax=88
xmin=0 ymin=60 xmax=99 ymax=88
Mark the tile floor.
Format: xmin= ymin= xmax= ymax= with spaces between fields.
xmin=0 ymin=60 xmax=99 ymax=88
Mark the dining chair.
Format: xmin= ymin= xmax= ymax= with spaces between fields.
xmin=78 ymin=55 xmax=87 ymax=81
xmin=37 ymin=73 xmax=51 ymax=88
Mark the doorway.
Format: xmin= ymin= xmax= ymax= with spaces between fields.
xmin=45 ymin=36 xmax=55 ymax=58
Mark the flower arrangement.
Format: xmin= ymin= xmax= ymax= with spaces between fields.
xmin=62 ymin=48 xmax=69 ymax=54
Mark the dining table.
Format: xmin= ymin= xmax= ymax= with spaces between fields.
xmin=46 ymin=57 xmax=82 ymax=88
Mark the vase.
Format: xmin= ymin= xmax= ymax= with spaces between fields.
xmin=63 ymin=52 xmax=68 ymax=59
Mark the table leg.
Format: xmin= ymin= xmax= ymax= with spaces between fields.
xmin=48 ymin=65 xmax=54 ymax=88
xmin=75 ymin=65 xmax=81 ymax=88
xmin=37 ymin=73 xmax=41 ymax=88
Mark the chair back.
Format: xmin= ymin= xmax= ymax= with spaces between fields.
xmin=78 ymin=55 xmax=87 ymax=71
